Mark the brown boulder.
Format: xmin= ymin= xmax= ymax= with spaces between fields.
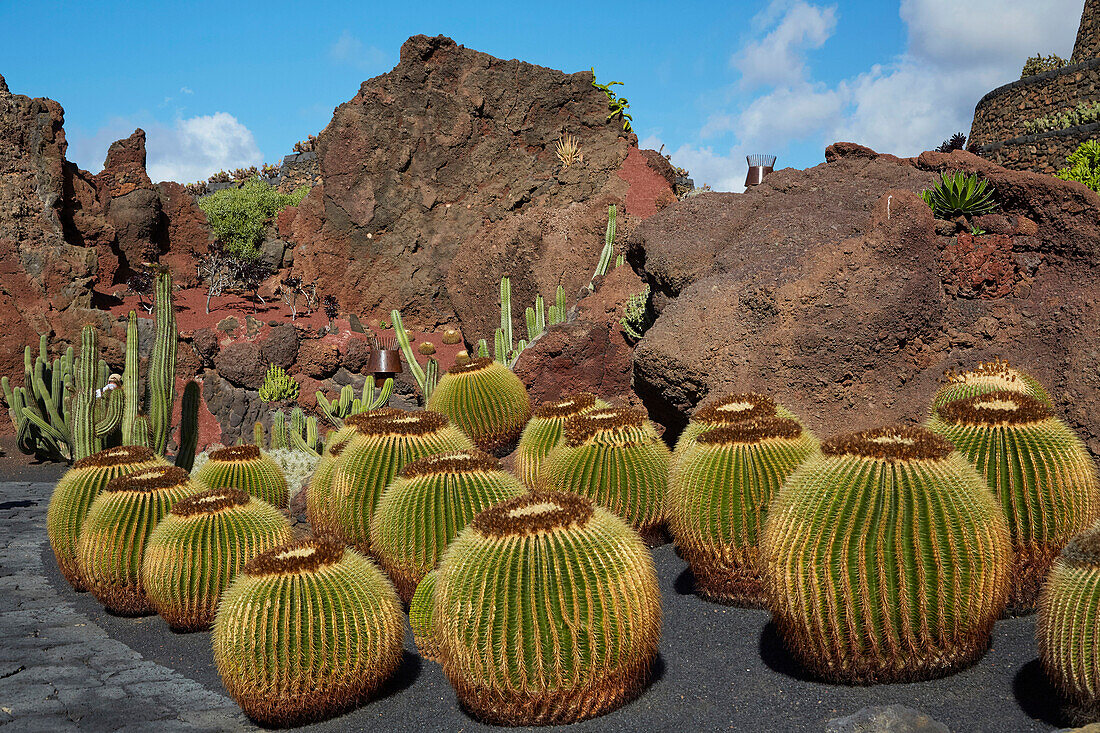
xmin=296 ymin=339 xmax=340 ymax=378
xmin=259 ymin=324 xmax=299 ymax=369
xmin=191 ymin=327 xmax=219 ymax=366
xmin=157 ymin=181 xmax=210 ymax=287
xmin=215 ymin=341 xmax=266 ymax=389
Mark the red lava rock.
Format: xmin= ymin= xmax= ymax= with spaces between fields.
xmin=296 ymin=339 xmax=340 ymax=379
xmin=618 ymin=146 xmax=676 ymax=219
xmin=939 ymin=233 xmax=1018 ymax=299
xmin=191 ymin=328 xmax=219 ymax=366
xmin=259 ymin=324 xmax=299 ymax=369
xmin=214 ymin=341 xmax=266 ymax=389
xmin=276 ymin=206 xmax=298 ymax=238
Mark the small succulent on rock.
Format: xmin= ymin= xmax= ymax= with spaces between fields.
xmin=77 ymin=465 xmax=201 ymax=615
xmin=762 ymin=426 xmax=1011 ymax=683
xmin=928 ymin=391 xmax=1100 ymax=613
xmin=257 ymin=363 xmax=299 ymax=403
xmin=515 ymin=392 xmax=609 ymax=487
xmin=410 ymin=491 xmax=661 ymax=725
xmin=920 ymin=171 xmax=997 ymax=218
xmin=213 ymin=537 xmax=404 ymax=726
xmin=192 ymin=444 xmax=289 ymax=509
xmin=141 ymin=487 xmax=292 ymax=631
xmin=426 ymin=357 xmax=532 ymax=452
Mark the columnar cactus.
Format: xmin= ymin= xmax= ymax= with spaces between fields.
xmin=761 ymin=426 xmax=1011 ymax=683
xmin=213 ymin=537 xmax=404 ymax=726
xmin=76 ymin=465 xmax=200 ymax=615
xmin=426 ymin=357 xmax=532 ymax=452
xmin=192 ymin=444 xmax=289 ymax=509
xmin=928 ymin=391 xmax=1100 ymax=613
xmin=515 ymin=392 xmax=608 ymax=487
xmin=930 ymin=359 xmax=1052 ymax=415
xmin=667 ymin=418 xmax=818 ymax=606
xmin=141 ymin=487 xmax=292 ymax=631
xmin=1038 ymin=521 xmax=1100 ymax=722
xmin=149 ymin=270 xmax=177 ymax=456
xmin=47 ymin=445 xmax=166 ymax=591
xmin=541 ymin=407 xmax=671 ymax=541
xmin=329 ymin=410 xmax=474 ymax=549
xmin=410 ymin=491 xmax=661 ymax=725
xmin=369 ymin=450 xmax=526 ymax=601
xmin=674 ymin=392 xmax=802 ymax=454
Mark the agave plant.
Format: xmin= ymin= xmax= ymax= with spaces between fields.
xmin=920 ymin=171 xmax=997 ymax=218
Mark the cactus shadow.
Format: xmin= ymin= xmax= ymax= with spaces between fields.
xmin=374 ymin=650 xmax=422 ymax=700
xmin=1012 ymin=658 xmax=1071 ymax=728
xmin=758 ymin=621 xmax=818 ymax=682
xmin=673 ymin=567 xmax=696 ymax=596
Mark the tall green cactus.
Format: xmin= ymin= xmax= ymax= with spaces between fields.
xmin=174 ymin=381 xmax=200 ymax=471
xmin=316 ymin=377 xmax=394 ymax=427
xmin=121 ymin=311 xmax=140 ymax=445
xmin=391 ymin=310 xmax=439 ymax=400
xmin=149 ymin=271 xmax=177 ymax=456
xmin=3 ymin=335 xmax=74 ymax=461
xmin=72 ymin=325 xmax=123 ymax=462
xmin=589 ymin=204 xmax=616 ymax=287
xmin=547 ymin=285 xmax=567 ymax=325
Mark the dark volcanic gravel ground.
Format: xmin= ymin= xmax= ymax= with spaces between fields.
xmin=1 ymin=471 xmax=1076 ymax=732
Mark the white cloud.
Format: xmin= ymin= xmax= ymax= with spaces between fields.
xmin=643 ymin=134 xmax=749 ymax=193
xmin=146 ymin=112 xmax=263 ymax=183
xmin=180 ymin=86 xmax=193 ymax=95
xmin=739 ymin=83 xmax=844 ymax=146
xmin=329 ymin=30 xmax=387 ymax=72
xmin=733 ymin=0 xmax=837 ymax=88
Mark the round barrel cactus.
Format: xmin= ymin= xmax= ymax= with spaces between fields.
xmin=140 ymin=487 xmax=293 ymax=631
xmin=192 ymin=444 xmax=288 ymax=508
xmin=1038 ymin=521 xmax=1100 ymax=722
xmin=213 ymin=537 xmax=404 ymax=726
xmin=76 ymin=465 xmax=201 ymax=615
xmin=674 ymin=392 xmax=803 ymax=454
xmin=426 ymin=357 xmax=532 ymax=452
xmin=667 ymin=418 xmax=819 ymax=606
xmin=411 ymin=490 xmax=661 ymax=725
xmin=541 ymin=407 xmax=670 ymax=541
xmin=929 ymin=390 xmax=1100 ymax=613
xmin=329 ymin=410 xmax=474 ymax=550
xmin=930 ymin=359 xmax=1052 ymax=415
xmin=515 ymin=392 xmax=608 ymax=487
xmin=761 ymin=425 xmax=1011 ymax=683
xmin=47 ymin=445 xmax=166 ymax=591
xmin=305 ymin=432 xmax=354 ymax=538
xmin=369 ymin=450 xmax=526 ymax=601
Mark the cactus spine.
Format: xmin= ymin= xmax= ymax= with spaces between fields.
xmin=426 ymin=357 xmax=532 ymax=452
xmin=674 ymin=392 xmax=803 ymax=455
xmin=141 ymin=487 xmax=292 ymax=631
xmin=411 ymin=491 xmax=661 ymax=725
xmin=149 ymin=271 xmax=176 ymax=456
xmin=76 ymin=465 xmax=200 ymax=614
xmin=1037 ymin=521 xmax=1100 ymax=721
xmin=369 ymin=450 xmax=526 ymax=601
xmin=928 ymin=391 xmax=1100 ymax=613
xmin=515 ymin=392 xmax=608 ymax=487
xmin=930 ymin=360 xmax=1052 ymax=415
xmin=667 ymin=418 xmax=818 ymax=606
xmin=761 ymin=426 xmax=1011 ymax=683
xmin=47 ymin=446 xmax=166 ymax=591
xmin=213 ymin=538 xmax=404 ymax=726
xmin=192 ymin=444 xmax=289 ymax=508
xmin=541 ymin=407 xmax=670 ymax=541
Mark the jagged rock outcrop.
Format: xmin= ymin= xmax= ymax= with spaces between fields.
xmin=630 ymin=144 xmax=1100 ymax=458
xmin=288 ymin=34 xmax=672 ymax=341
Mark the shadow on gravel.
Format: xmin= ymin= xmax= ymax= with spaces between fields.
xmin=674 ymin=567 xmax=696 ymax=596
xmin=759 ymin=621 xmax=817 ymax=682
xmin=1014 ymin=658 xmax=1070 ymax=728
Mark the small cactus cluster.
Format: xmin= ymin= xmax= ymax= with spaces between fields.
xmin=411 ymin=491 xmax=661 ymax=725
xmin=141 ymin=487 xmax=292 ymax=631
xmin=426 ymin=357 xmax=531 ymax=452
xmin=213 ymin=537 xmax=404 ymax=726
xmin=667 ymin=418 xmax=818 ymax=606
xmin=370 ymin=450 xmax=526 ymax=601
xmin=48 ymin=445 xmax=166 ymax=591
xmin=192 ymin=444 xmax=289 ymax=509
xmin=928 ymin=390 xmax=1100 ymax=613
xmin=77 ymin=465 xmax=201 ymax=615
xmin=327 ymin=410 xmax=474 ymax=550
xmin=541 ymin=407 xmax=670 ymax=541
xmin=514 ymin=392 xmax=608 ymax=487
xmin=257 ymin=362 xmax=299 ymax=402
xmin=762 ymin=426 xmax=1011 ymax=683
xmin=674 ymin=392 xmax=801 ymax=453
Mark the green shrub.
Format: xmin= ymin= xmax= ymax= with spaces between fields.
xmin=1021 ymin=53 xmax=1067 ymax=79
xmin=1057 ymin=139 xmax=1100 ymax=193
xmin=197 ymin=178 xmax=309 ymax=258
xmin=920 ymin=171 xmax=997 ymax=218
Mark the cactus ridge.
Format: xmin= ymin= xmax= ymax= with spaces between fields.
xmin=1038 ymin=522 xmax=1100 ymax=719
xmin=409 ymin=570 xmax=439 ymax=660
xmin=929 ymin=391 xmax=1100 ymax=613
xmin=543 ymin=408 xmax=670 ymax=540
xmin=305 ymin=427 xmax=356 ymax=537
xmin=193 ymin=444 xmax=289 ymax=508
xmin=76 ymin=466 xmax=200 ymax=615
xmin=416 ymin=491 xmax=661 ymax=725
xmin=761 ymin=425 xmax=1011 ymax=683
xmin=426 ymin=357 xmax=532 ymax=451
xmin=675 ymin=392 xmax=803 ymax=453
xmin=932 ymin=359 xmax=1053 ymax=413
xmin=667 ymin=418 xmax=818 ymax=606
xmin=329 ymin=411 xmax=474 ymax=549
xmin=516 ymin=393 xmax=608 ymax=487
xmin=48 ymin=446 xmax=165 ymax=591
xmin=369 ymin=449 xmax=526 ymax=601
xmin=141 ymin=488 xmax=292 ymax=631
xmin=213 ymin=538 xmax=404 ymax=726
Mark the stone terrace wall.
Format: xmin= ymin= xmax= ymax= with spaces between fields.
xmin=1073 ymin=0 xmax=1100 ymax=63
xmin=277 ymin=152 xmax=319 ymax=194
xmin=975 ymin=122 xmax=1100 ymax=174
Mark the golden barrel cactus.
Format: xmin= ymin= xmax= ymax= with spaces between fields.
xmin=426 ymin=357 xmax=532 ymax=451
xmin=674 ymin=392 xmax=804 ymax=454
xmin=410 ymin=491 xmax=661 ymax=725
xmin=930 ymin=359 xmax=1052 ymax=415
xmin=192 ymin=444 xmax=288 ymax=508
xmin=762 ymin=426 xmax=1011 ymax=683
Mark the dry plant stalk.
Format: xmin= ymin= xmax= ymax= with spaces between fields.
xmin=556 ymin=133 xmax=581 ymax=167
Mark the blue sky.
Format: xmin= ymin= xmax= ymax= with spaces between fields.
xmin=0 ymin=1 xmax=1084 ymax=190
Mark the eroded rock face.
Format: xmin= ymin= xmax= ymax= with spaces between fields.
xmin=631 ymin=144 xmax=1100 ymax=459
xmin=288 ymin=34 xmax=671 ymax=341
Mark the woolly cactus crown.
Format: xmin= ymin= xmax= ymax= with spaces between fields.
xmin=169 ymin=486 xmax=251 ymax=517
xmin=398 ymin=449 xmax=501 ymax=478
xmin=208 ymin=444 xmax=262 ymax=462
xmin=696 ymin=417 xmax=805 ymax=445
xmin=72 ymin=445 xmax=155 ymax=469
xmin=819 ymin=424 xmax=954 ymax=461
xmin=473 ymin=489 xmax=595 ymax=537
xmin=563 ymin=406 xmax=653 ymax=446
xmin=935 ymin=390 xmax=1051 ymax=426
xmin=244 ymin=536 xmax=347 ymax=576
xmin=692 ymin=393 xmax=783 ymax=427
xmin=531 ymin=392 xmax=600 ymax=419
xmin=106 ymin=464 xmax=191 ymax=493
